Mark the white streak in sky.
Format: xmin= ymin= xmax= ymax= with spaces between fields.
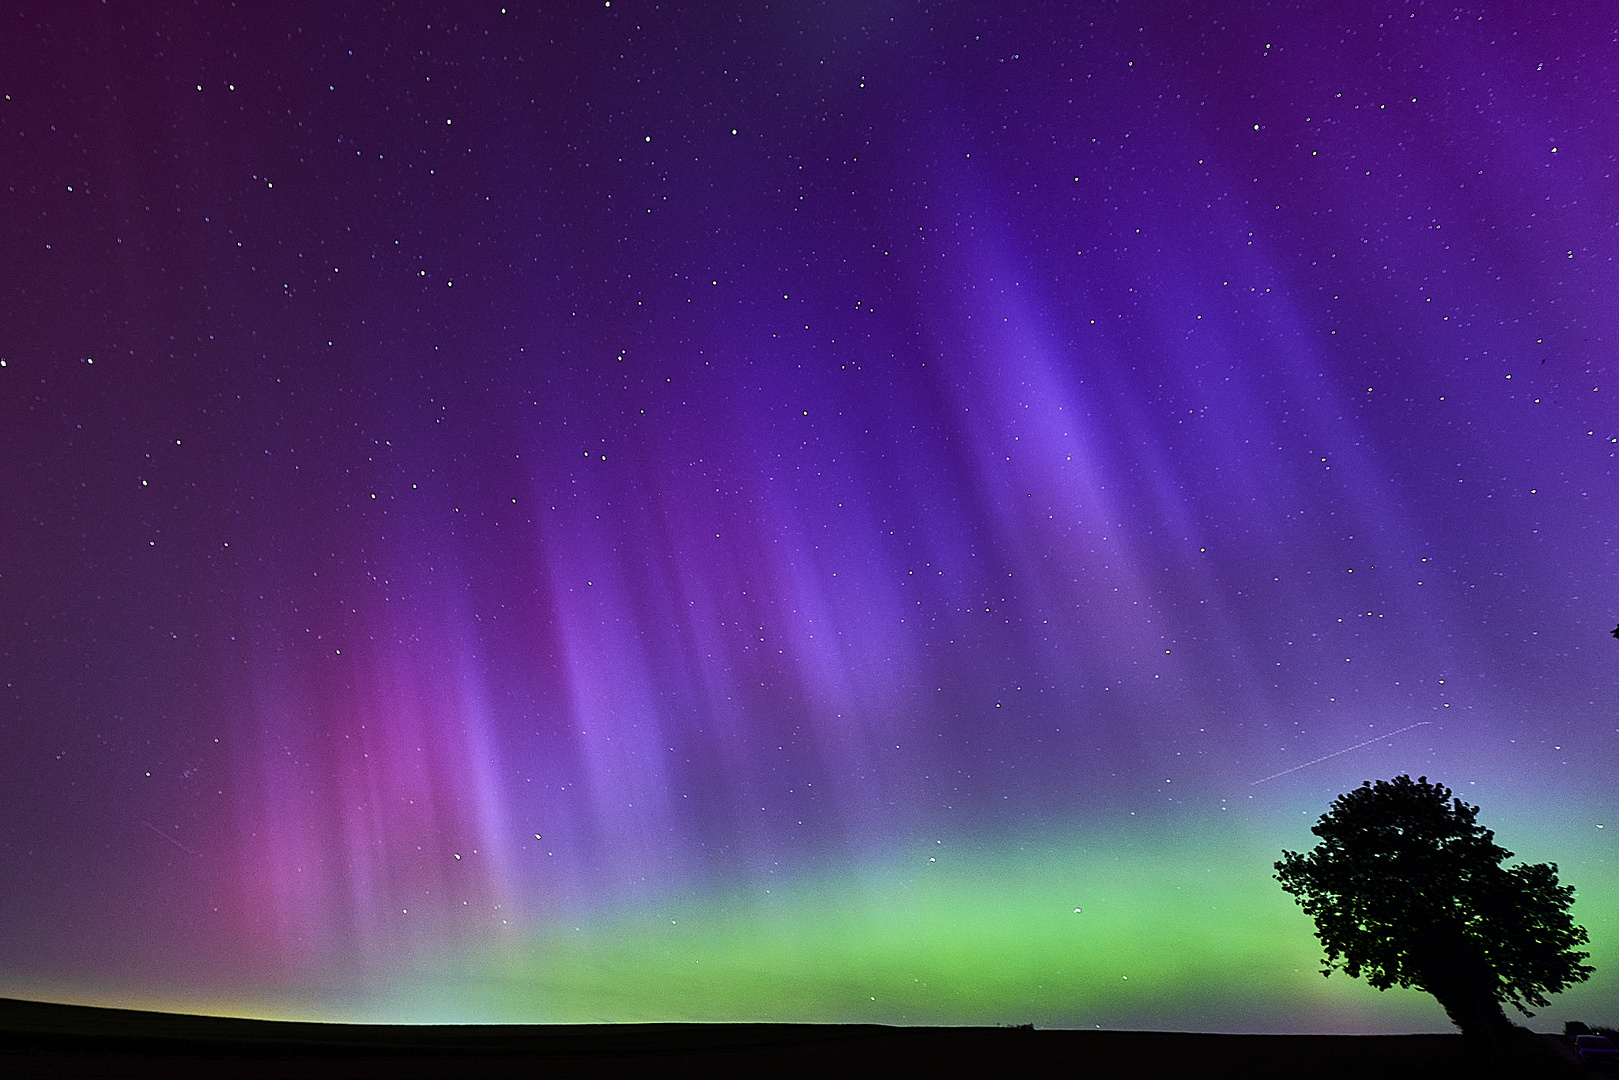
xmin=1249 ymin=722 xmax=1434 ymax=786
xmin=141 ymin=818 xmax=201 ymax=856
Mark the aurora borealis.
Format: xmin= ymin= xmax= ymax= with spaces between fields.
xmin=2 ymin=1 xmax=1616 ymax=1031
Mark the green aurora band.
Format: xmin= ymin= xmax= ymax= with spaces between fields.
xmin=361 ymin=811 xmax=1617 ymax=1032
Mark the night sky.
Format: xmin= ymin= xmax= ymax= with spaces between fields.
xmin=2 ymin=2 xmax=1616 ymax=1031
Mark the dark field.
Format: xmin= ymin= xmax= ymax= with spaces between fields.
xmin=0 ymin=997 xmax=1595 ymax=1078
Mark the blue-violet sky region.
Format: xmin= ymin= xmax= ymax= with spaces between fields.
xmin=1 ymin=1 xmax=1616 ymax=1031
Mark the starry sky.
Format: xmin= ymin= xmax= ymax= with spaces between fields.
xmin=2 ymin=1 xmax=1616 ymax=1032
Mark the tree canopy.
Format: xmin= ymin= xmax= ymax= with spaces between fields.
xmin=1275 ymin=774 xmax=1592 ymax=1036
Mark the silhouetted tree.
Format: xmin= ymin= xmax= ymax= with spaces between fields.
xmin=1275 ymin=774 xmax=1592 ymax=1038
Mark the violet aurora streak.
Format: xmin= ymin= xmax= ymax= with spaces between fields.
xmin=1 ymin=1 xmax=1615 ymax=1031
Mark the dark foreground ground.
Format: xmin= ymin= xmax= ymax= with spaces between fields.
xmin=0 ymin=996 xmax=1593 ymax=1078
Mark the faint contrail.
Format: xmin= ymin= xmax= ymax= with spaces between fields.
xmin=1250 ymin=722 xmax=1434 ymax=786
xmin=140 ymin=819 xmax=201 ymax=856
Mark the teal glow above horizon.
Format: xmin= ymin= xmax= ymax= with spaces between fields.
xmin=366 ymin=815 xmax=1619 ymax=1032
xmin=29 ymin=811 xmax=1611 ymax=1034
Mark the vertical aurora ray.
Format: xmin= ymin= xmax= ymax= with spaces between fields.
xmin=228 ymin=592 xmax=520 ymax=969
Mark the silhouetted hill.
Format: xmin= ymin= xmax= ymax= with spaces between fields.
xmin=0 ymin=996 xmax=1582 ymax=1077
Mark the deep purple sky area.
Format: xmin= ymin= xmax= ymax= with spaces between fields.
xmin=1 ymin=1 xmax=1615 ymax=997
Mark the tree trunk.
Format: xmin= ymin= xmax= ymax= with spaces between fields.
xmin=1431 ymin=989 xmax=1512 ymax=1040
xmin=1415 ymin=931 xmax=1513 ymax=1039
